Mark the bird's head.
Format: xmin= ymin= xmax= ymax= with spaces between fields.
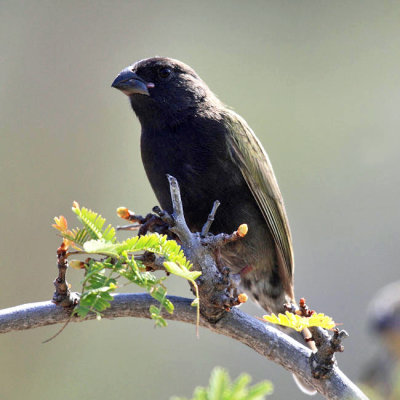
xmin=112 ymin=57 xmax=221 ymax=128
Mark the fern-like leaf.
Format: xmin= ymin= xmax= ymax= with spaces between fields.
xmin=72 ymin=205 xmax=116 ymax=242
xmin=118 ymin=233 xmax=192 ymax=269
xmin=54 ymin=203 xmax=200 ymax=329
xmin=83 ymin=239 xmax=120 ymax=257
xmin=171 ymin=367 xmax=273 ymax=400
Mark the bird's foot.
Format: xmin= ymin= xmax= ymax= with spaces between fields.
xmin=116 ymin=206 xmax=177 ymax=239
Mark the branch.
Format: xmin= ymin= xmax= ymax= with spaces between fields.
xmin=0 ymin=293 xmax=367 ymax=400
xmin=2 ymin=176 xmax=368 ymax=399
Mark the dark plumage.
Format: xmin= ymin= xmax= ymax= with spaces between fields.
xmin=112 ymin=56 xmax=295 ymax=312
xmin=112 ymin=57 xmax=315 ymax=394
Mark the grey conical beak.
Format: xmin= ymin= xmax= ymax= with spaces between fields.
xmin=112 ymin=67 xmax=150 ymax=96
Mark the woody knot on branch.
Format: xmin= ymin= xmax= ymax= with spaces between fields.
xmin=309 ymin=327 xmax=349 ymax=379
xmin=150 ymin=175 xmax=248 ymax=322
xmin=290 ymin=297 xmax=350 ymax=380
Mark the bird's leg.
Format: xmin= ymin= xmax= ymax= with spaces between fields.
xmin=138 ymin=213 xmax=172 ymax=237
xmin=116 ymin=209 xmax=153 ymax=231
xmin=150 ymin=206 xmax=178 ymax=240
xmin=116 ymin=207 xmax=176 ymax=239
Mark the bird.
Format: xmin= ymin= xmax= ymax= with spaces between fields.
xmin=112 ymin=57 xmax=315 ymax=394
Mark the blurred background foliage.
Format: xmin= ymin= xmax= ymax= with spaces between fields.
xmin=1 ymin=1 xmax=400 ymax=399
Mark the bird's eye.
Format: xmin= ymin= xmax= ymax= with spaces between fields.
xmin=158 ymin=67 xmax=172 ymax=79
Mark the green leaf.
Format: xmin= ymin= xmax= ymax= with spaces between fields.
xmin=209 ymin=368 xmax=229 ymax=400
xmin=58 ymin=203 xmax=201 ymax=327
xmin=72 ymin=206 xmax=116 ymax=242
xmin=229 ymin=374 xmax=251 ymax=400
xmin=83 ymin=239 xmax=119 ymax=256
xmin=150 ymin=286 xmax=174 ymax=314
xmin=246 ymin=382 xmax=273 ymax=399
xmin=171 ymin=368 xmax=273 ymax=400
xmin=149 ymin=305 xmax=168 ymax=328
xmin=117 ymin=233 xmax=192 ymax=269
xmin=192 ymin=389 xmax=208 ymax=400
xmin=191 ymin=298 xmax=199 ymax=307
xmin=164 ymin=261 xmax=201 ymax=281
xmin=61 ymin=228 xmax=90 ymax=246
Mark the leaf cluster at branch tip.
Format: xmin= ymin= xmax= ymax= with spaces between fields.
xmin=263 ymin=311 xmax=336 ymax=332
xmin=53 ymin=203 xmax=199 ymax=327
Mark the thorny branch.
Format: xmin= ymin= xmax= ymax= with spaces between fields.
xmin=0 ymin=176 xmax=368 ymax=400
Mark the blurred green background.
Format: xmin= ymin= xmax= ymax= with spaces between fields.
xmin=1 ymin=1 xmax=400 ymax=399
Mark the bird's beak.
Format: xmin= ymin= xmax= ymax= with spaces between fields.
xmin=111 ymin=67 xmax=151 ymax=96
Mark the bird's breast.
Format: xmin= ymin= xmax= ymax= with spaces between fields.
xmin=140 ymin=122 xmax=241 ymax=228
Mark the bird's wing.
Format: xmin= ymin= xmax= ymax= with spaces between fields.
xmin=225 ymin=111 xmax=294 ymax=277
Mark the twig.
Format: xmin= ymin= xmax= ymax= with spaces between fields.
xmin=201 ymin=200 xmax=220 ymax=237
xmin=52 ymin=242 xmax=79 ymax=307
xmin=116 ymin=224 xmax=140 ymax=231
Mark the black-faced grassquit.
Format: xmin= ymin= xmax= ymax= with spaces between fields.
xmin=112 ymin=57 xmax=316 ymax=395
